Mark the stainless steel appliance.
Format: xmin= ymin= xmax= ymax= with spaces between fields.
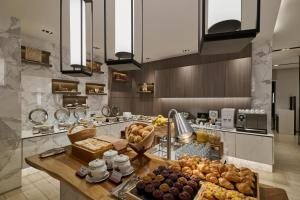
xmin=236 ymin=113 xmax=267 ymax=134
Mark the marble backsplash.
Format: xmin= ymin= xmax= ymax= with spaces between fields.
xmin=21 ymin=35 xmax=109 ymax=131
xmin=251 ymin=41 xmax=273 ymax=131
xmin=0 ymin=16 xmax=22 ymax=194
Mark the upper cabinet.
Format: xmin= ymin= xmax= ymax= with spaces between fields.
xmin=225 ymin=58 xmax=251 ymax=97
xmin=155 ymin=58 xmax=251 ymax=98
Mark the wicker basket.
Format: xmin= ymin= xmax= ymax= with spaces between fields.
xmin=125 ymin=122 xmax=155 ymax=152
xmin=67 ymin=125 xmax=96 ymax=144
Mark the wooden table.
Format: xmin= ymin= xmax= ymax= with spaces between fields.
xmin=25 ymin=146 xmax=288 ymax=200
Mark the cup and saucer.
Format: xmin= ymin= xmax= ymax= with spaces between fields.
xmin=85 ymin=159 xmax=110 ymax=183
xmin=113 ymin=154 xmax=135 ymax=177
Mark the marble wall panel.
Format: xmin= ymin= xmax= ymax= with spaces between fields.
xmin=0 ymin=16 xmax=21 ymax=194
xmin=251 ymin=42 xmax=273 ymax=130
xmin=21 ymin=35 xmax=109 ymax=131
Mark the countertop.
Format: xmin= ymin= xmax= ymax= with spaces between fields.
xmin=25 ymin=146 xmax=287 ymax=200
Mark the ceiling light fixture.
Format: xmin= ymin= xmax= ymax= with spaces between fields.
xmin=104 ymin=0 xmax=144 ymax=71
xmin=60 ymin=0 xmax=94 ymax=76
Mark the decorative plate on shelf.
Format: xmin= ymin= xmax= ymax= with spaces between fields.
xmin=28 ymin=108 xmax=48 ymax=125
xmin=54 ymin=108 xmax=70 ymax=123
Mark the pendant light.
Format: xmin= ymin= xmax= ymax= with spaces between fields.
xmin=104 ymin=0 xmax=143 ymax=71
xmin=60 ymin=0 xmax=94 ymax=76
xmin=199 ymin=0 xmax=260 ymax=55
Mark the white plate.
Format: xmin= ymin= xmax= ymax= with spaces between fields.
xmin=85 ymin=171 xmax=110 ymax=183
xmin=121 ymin=167 xmax=135 ymax=177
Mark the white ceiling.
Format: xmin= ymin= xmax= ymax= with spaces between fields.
xmin=272 ymin=0 xmax=300 ymax=69
xmin=0 ymin=0 xmax=282 ymax=63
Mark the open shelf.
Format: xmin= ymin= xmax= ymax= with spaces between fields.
xmin=113 ymin=71 xmax=129 ymax=82
xmin=137 ymin=83 xmax=154 ymax=94
xmin=52 ymin=79 xmax=80 ymax=95
xmin=85 ymin=83 xmax=106 ymax=95
xmin=86 ymin=60 xmax=104 ymax=74
xmin=21 ymin=46 xmax=52 ymax=67
xmin=63 ymin=96 xmax=88 ymax=108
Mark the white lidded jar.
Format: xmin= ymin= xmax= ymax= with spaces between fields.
xmin=103 ymin=150 xmax=118 ymax=170
xmin=113 ymin=154 xmax=131 ymax=174
xmin=88 ymin=159 xmax=107 ymax=179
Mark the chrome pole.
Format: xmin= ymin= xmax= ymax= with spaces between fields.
xmin=167 ymin=109 xmax=178 ymax=160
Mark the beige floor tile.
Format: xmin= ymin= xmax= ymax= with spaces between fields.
xmin=25 ymin=173 xmax=44 ymax=184
xmin=0 ymin=195 xmax=6 ymax=200
xmin=23 ymin=187 xmax=48 ymax=200
xmin=21 ymin=177 xmax=31 ymax=187
xmin=34 ymin=179 xmax=59 ymax=199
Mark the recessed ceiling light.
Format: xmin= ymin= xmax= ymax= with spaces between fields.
xmin=281 ymin=48 xmax=290 ymax=51
xmin=273 ymin=64 xmax=279 ymax=67
xmin=41 ymin=29 xmax=53 ymax=35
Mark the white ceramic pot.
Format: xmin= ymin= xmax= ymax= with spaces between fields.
xmin=88 ymin=159 xmax=107 ymax=179
xmin=113 ymin=154 xmax=131 ymax=174
xmin=103 ymin=150 xmax=118 ymax=169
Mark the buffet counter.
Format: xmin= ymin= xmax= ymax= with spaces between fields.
xmin=25 ymin=147 xmax=287 ymax=200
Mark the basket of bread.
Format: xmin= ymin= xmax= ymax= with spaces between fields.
xmin=67 ymin=124 xmax=96 ymax=144
xmin=125 ymin=122 xmax=155 ymax=151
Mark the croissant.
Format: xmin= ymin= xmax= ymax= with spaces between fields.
xmin=206 ymin=173 xmax=218 ymax=184
xmin=192 ymin=170 xmax=206 ymax=180
xmin=236 ymin=182 xmax=254 ymax=196
xmin=221 ymin=172 xmax=242 ymax=183
xmin=218 ymin=177 xmax=234 ymax=190
xmin=198 ymin=164 xmax=211 ymax=174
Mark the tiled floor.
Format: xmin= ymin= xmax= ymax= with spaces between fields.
xmin=0 ymin=168 xmax=59 ymax=200
xmin=0 ymin=133 xmax=299 ymax=200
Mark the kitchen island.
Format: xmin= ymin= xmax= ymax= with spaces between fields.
xmin=25 ymin=146 xmax=287 ymax=200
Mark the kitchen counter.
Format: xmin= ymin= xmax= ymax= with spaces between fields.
xmin=25 ymin=146 xmax=287 ymax=200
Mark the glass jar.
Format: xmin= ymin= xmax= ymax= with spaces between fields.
xmin=196 ymin=128 xmax=209 ymax=143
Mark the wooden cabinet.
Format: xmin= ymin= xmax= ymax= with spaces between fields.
xmin=155 ymin=58 xmax=251 ymax=98
xmin=225 ymin=58 xmax=251 ymax=97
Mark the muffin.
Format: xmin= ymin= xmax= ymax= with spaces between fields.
xmin=153 ymin=169 xmax=161 ymax=175
xmin=173 ymin=182 xmax=183 ymax=191
xmin=182 ymin=185 xmax=194 ymax=195
xmin=159 ymin=183 xmax=170 ymax=193
xmin=163 ymin=193 xmax=175 ymax=200
xmin=143 ymin=175 xmax=152 ymax=184
xmin=177 ymin=177 xmax=188 ymax=185
xmin=190 ymin=175 xmax=201 ymax=183
xmin=164 ymin=179 xmax=174 ymax=187
xmin=136 ymin=181 xmax=146 ymax=192
xmin=152 ymin=189 xmax=164 ymax=199
xmin=169 ymin=187 xmax=180 ymax=197
xmin=179 ymin=191 xmax=192 ymax=200
xmin=145 ymin=184 xmax=155 ymax=194
xmin=168 ymin=173 xmax=178 ymax=182
xmin=147 ymin=172 xmax=156 ymax=180
xmin=158 ymin=165 xmax=167 ymax=172
xmin=161 ymin=170 xmax=170 ymax=178
xmin=152 ymin=180 xmax=161 ymax=188
xmin=187 ymin=180 xmax=198 ymax=191
xmin=155 ymin=175 xmax=165 ymax=182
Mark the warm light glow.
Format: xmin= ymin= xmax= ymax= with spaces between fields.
xmin=208 ymin=0 xmax=241 ymax=29
xmin=70 ymin=0 xmax=86 ymax=66
xmin=115 ymin=0 xmax=132 ymax=54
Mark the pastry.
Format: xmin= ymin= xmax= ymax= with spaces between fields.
xmin=177 ymin=177 xmax=188 ymax=185
xmin=198 ymin=164 xmax=211 ymax=174
xmin=218 ymin=177 xmax=234 ymax=190
xmin=169 ymin=187 xmax=180 ymax=197
xmin=136 ymin=181 xmax=146 ymax=191
xmin=148 ymin=172 xmax=156 ymax=179
xmin=145 ymin=184 xmax=155 ymax=194
xmin=143 ymin=175 xmax=152 ymax=184
xmin=206 ymin=173 xmax=218 ymax=184
xmin=168 ymin=173 xmax=178 ymax=182
xmin=164 ymin=179 xmax=174 ymax=187
xmin=134 ymin=135 xmax=142 ymax=143
xmin=178 ymin=191 xmax=192 ymax=200
xmin=173 ymin=182 xmax=183 ymax=191
xmin=169 ymin=164 xmax=181 ymax=172
xmin=221 ymin=172 xmax=242 ymax=183
xmin=183 ymin=185 xmax=194 ymax=195
xmin=163 ymin=193 xmax=175 ymax=200
xmin=153 ymin=169 xmax=161 ymax=175
xmin=161 ymin=170 xmax=170 ymax=178
xmin=158 ymin=165 xmax=167 ymax=171
xmin=153 ymin=189 xmax=164 ymax=199
xmin=236 ymin=182 xmax=254 ymax=196
xmin=187 ymin=180 xmax=198 ymax=191
xmin=155 ymin=175 xmax=165 ymax=182
xmin=192 ymin=170 xmax=206 ymax=180
xmin=160 ymin=183 xmax=170 ymax=193
xmin=142 ymin=130 xmax=150 ymax=138
xmin=152 ymin=180 xmax=161 ymax=188
xmin=190 ymin=175 xmax=201 ymax=183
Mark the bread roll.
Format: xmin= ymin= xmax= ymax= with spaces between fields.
xmin=218 ymin=177 xmax=234 ymax=190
